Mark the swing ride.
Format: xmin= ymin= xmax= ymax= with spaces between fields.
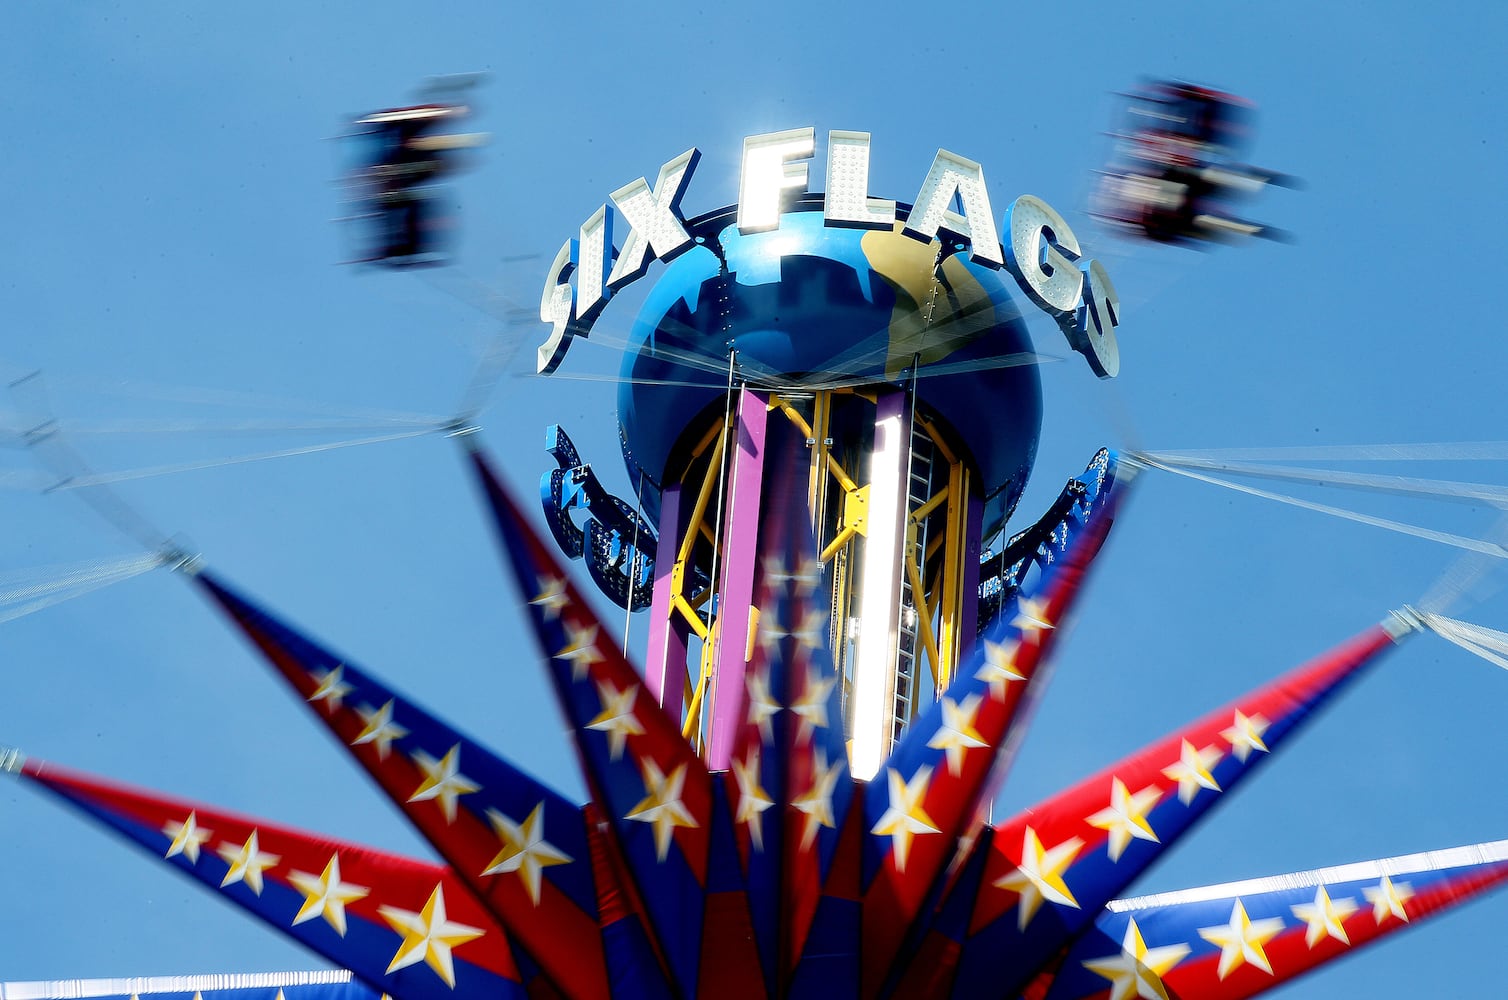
xmin=3 ymin=69 xmax=1508 ymax=1000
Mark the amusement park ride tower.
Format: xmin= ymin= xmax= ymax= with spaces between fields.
xmin=598 ymin=209 xmax=1051 ymax=776
xmin=539 ymin=133 xmax=1113 ymax=781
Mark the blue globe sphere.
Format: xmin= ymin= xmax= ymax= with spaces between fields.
xmin=619 ymin=208 xmax=1042 ymax=533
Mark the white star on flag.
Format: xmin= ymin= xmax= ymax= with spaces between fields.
xmin=1086 ymin=777 xmax=1161 ymax=863
xmin=529 ymin=575 xmax=570 ymax=621
xmin=1197 ymin=898 xmax=1284 ymax=979
xmin=162 ymin=811 xmax=212 ymax=864
xmin=792 ymin=746 xmax=843 ymax=851
xmin=927 ymin=694 xmax=989 ymax=776
xmin=1081 ymin=916 xmax=1190 ymax=1000
xmin=351 ymin=699 xmax=409 ymax=760
xmin=745 ymin=671 xmax=782 ymax=745
xmin=870 ymin=766 xmax=940 ymax=872
xmin=993 ymin=826 xmax=1083 ymax=930
xmin=482 ymin=802 xmax=572 ymax=905
xmin=1220 ymin=710 xmax=1271 ymax=762
xmin=555 ymin=622 xmax=604 ymax=681
xmin=754 ymin=603 xmax=787 ymax=660
xmin=1011 ymin=595 xmax=1054 ymax=634
xmin=975 ymin=637 xmax=1026 ymax=699
xmin=1291 ymin=885 xmax=1358 ymax=947
xmin=378 ymin=884 xmax=485 ymax=987
xmin=789 ymin=667 xmax=836 ymax=744
xmin=289 ymin=853 xmax=369 ymax=936
xmin=1363 ymin=875 xmax=1414 ymax=924
xmin=792 ymin=608 xmax=826 ymax=651
xmin=308 ymin=664 xmax=354 ymax=712
xmin=216 ymin=830 xmax=281 ymax=896
xmin=731 ymin=750 xmax=775 ymax=851
xmin=586 ymin=679 xmax=645 ymax=760
xmin=625 ymin=759 xmax=698 ymax=861
xmin=408 ymin=744 xmax=482 ymax=823
xmin=1161 ymin=740 xmax=1223 ymax=804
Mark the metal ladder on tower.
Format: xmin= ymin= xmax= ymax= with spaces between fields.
xmin=889 ymin=423 xmax=937 ymax=749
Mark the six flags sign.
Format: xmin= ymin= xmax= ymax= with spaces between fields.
xmin=537 ymin=127 xmax=1124 ymax=379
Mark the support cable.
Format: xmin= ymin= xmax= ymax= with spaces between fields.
xmin=622 ymin=468 xmax=646 ymax=654
xmin=686 ymin=348 xmax=738 ymax=745
xmin=1149 ymin=442 xmax=1508 ymax=464
xmin=0 ymin=552 xmax=169 ymax=624
xmin=40 ymin=427 xmax=445 ymax=490
xmin=1135 ymin=451 xmax=1508 ymax=509
xmin=1416 ymin=611 xmax=1508 ymax=672
xmin=1126 ymin=452 xmax=1508 ymax=560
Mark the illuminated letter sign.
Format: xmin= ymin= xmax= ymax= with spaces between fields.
xmin=903 ymin=149 xmax=1003 ymax=268
xmin=1006 ymin=195 xmax=1121 ymax=378
xmin=738 ymin=128 xmax=816 ymax=235
xmin=537 ymin=127 xmax=1125 ymax=379
xmin=823 ymin=130 xmax=896 ymax=229
xmin=541 ymin=425 xmax=656 ymax=610
xmin=606 ymin=148 xmax=701 ymax=289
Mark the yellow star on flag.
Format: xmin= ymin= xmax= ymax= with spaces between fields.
xmin=162 ymin=811 xmax=213 ymax=864
xmin=1220 ymin=710 xmax=1271 ymax=763
xmin=731 ymin=750 xmax=775 ymax=851
xmin=351 ymin=699 xmax=409 ymax=760
xmin=1291 ymin=885 xmax=1358 ymax=947
xmin=1161 ymin=739 xmax=1223 ymax=804
xmin=793 ymin=746 xmax=844 ymax=851
xmin=1011 ymin=594 xmax=1054 ymax=634
xmin=482 ymin=802 xmax=572 ymax=905
xmin=1081 ymin=916 xmax=1190 ymax=1000
xmin=529 ymin=575 xmax=570 ymax=621
xmin=378 ymin=884 xmax=485 ymax=988
xmin=1086 ymin=777 xmax=1162 ymax=862
xmin=1363 ymin=875 xmax=1414 ymax=924
xmin=289 ymin=853 xmax=369 ymax=936
xmin=792 ymin=607 xmax=826 ymax=651
xmin=586 ymin=679 xmax=645 ymax=760
xmin=760 ymin=555 xmax=791 ymax=586
xmin=626 ymin=759 xmax=698 ymax=861
xmin=217 ymin=830 xmax=281 ymax=896
xmin=1197 ymin=898 xmax=1284 ymax=979
xmin=308 ymin=664 xmax=354 ymax=712
xmin=790 ymin=667 xmax=837 ymax=744
xmin=993 ymin=826 xmax=1083 ymax=930
xmin=754 ymin=603 xmax=787 ymax=660
xmin=975 ymin=637 xmax=1026 ymax=699
xmin=408 ymin=744 xmax=481 ymax=823
xmin=792 ymin=556 xmax=823 ymax=596
xmin=555 ymin=622 xmax=604 ymax=681
xmin=927 ymin=694 xmax=989 ymax=776
xmin=745 ymin=671 xmax=782 ymax=745
xmin=870 ymin=766 xmax=941 ymax=872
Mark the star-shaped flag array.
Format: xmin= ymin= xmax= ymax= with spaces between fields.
xmin=11 ymin=435 xmax=1506 ymax=1000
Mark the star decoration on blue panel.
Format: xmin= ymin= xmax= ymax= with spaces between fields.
xmin=481 ymin=803 xmax=572 ymax=904
xmin=377 ymin=884 xmax=486 ymax=988
xmin=407 ymin=745 xmax=481 ymax=823
xmin=288 ymin=854 xmax=369 ymax=935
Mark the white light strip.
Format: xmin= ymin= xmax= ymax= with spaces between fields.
xmin=0 ymin=971 xmax=354 ymax=1000
xmin=1107 ymin=839 xmax=1508 ymax=911
xmin=851 ymin=411 xmax=906 ymax=780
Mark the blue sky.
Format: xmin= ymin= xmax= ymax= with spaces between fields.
xmin=3 ymin=3 xmax=1508 ymax=997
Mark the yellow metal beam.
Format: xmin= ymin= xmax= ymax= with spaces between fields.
xmin=677 ymin=420 xmax=729 ymax=566
xmin=937 ymin=462 xmax=968 ymax=688
xmin=908 ymin=483 xmax=951 ymax=525
xmin=820 ymin=523 xmax=859 ymax=565
xmin=905 ymin=522 xmax=944 ymax=691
